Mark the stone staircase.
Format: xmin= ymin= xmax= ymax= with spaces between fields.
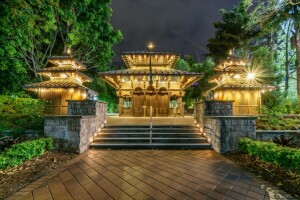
xmin=90 ymin=125 xmax=211 ymax=149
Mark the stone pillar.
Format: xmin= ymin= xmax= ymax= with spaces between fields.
xmin=194 ymin=100 xmax=257 ymax=154
xmin=67 ymin=100 xmax=107 ymax=127
xmin=44 ymin=100 xmax=107 ymax=154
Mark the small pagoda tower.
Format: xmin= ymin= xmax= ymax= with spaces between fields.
xmin=207 ymin=57 xmax=274 ymax=115
xmin=23 ymin=56 xmax=96 ymax=115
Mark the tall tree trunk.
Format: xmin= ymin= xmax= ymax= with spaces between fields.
xmin=295 ymin=24 xmax=300 ymax=104
xmin=285 ymin=21 xmax=292 ymax=95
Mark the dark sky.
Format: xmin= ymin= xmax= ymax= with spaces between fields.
xmin=110 ymin=0 xmax=239 ymax=65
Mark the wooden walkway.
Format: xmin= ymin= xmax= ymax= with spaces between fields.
xmin=8 ymin=150 xmax=295 ymax=200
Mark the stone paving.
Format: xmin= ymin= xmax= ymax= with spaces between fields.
xmin=8 ymin=149 xmax=295 ymax=200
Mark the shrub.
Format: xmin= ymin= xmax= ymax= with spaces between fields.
xmin=239 ymin=138 xmax=300 ymax=172
xmin=0 ymin=138 xmax=54 ymax=169
xmin=0 ymin=95 xmax=46 ymax=132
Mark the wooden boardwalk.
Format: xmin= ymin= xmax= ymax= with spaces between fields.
xmin=8 ymin=150 xmax=295 ymax=200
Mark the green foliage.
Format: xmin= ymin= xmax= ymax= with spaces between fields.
xmin=0 ymin=0 xmax=122 ymax=96
xmin=257 ymin=115 xmax=300 ymax=130
xmin=0 ymin=0 xmax=58 ymax=94
xmin=207 ymin=0 xmax=257 ymax=61
xmin=56 ymin=0 xmax=122 ymax=71
xmin=0 ymin=95 xmax=45 ymax=115
xmin=0 ymin=138 xmax=54 ymax=169
xmin=85 ymin=78 xmax=118 ymax=113
xmin=0 ymin=95 xmax=46 ymax=131
xmin=175 ymin=59 xmax=190 ymax=71
xmin=238 ymin=138 xmax=300 ymax=172
xmin=251 ymin=47 xmax=282 ymax=85
xmin=182 ymin=56 xmax=216 ymax=107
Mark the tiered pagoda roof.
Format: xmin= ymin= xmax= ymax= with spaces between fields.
xmin=99 ymin=52 xmax=202 ymax=90
xmin=208 ymin=56 xmax=274 ymax=91
xmin=23 ymin=56 xmax=92 ymax=90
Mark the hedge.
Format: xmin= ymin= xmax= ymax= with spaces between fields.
xmin=239 ymin=138 xmax=300 ymax=172
xmin=0 ymin=138 xmax=54 ymax=169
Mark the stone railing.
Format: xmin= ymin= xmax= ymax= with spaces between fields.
xmin=44 ymin=100 xmax=107 ymax=153
xmin=195 ymin=100 xmax=257 ymax=154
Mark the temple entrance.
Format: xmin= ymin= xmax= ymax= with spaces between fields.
xmin=157 ymin=93 xmax=169 ymax=116
xmin=145 ymin=94 xmax=156 ymax=116
xmin=132 ymin=93 xmax=144 ymax=116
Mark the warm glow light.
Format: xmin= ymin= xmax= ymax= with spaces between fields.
xmin=147 ymin=42 xmax=154 ymax=50
xmin=247 ymin=73 xmax=255 ymax=80
xmin=61 ymin=73 xmax=68 ymax=78
xmin=261 ymin=89 xmax=265 ymax=93
xmin=67 ymin=48 xmax=71 ymax=54
xmin=233 ymin=74 xmax=241 ymax=79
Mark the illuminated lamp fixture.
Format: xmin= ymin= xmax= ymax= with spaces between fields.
xmin=147 ymin=42 xmax=154 ymax=50
xmin=247 ymin=73 xmax=255 ymax=80
xmin=261 ymin=89 xmax=265 ymax=93
xmin=67 ymin=47 xmax=71 ymax=54
xmin=233 ymin=74 xmax=241 ymax=79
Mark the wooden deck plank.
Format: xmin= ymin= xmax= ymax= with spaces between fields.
xmin=32 ymin=184 xmax=53 ymax=200
xmin=58 ymin=170 xmax=93 ymax=200
xmin=47 ymin=176 xmax=73 ymax=200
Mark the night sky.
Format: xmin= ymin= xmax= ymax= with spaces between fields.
xmin=110 ymin=0 xmax=239 ymax=65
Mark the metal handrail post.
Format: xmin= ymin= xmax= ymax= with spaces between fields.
xmin=150 ymin=106 xmax=152 ymax=143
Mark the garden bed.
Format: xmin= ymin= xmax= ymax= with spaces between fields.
xmin=0 ymin=151 xmax=76 ymax=199
xmin=225 ymin=152 xmax=300 ymax=198
xmin=225 ymin=138 xmax=300 ymax=198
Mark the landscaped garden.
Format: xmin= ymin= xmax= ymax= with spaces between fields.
xmin=1 ymin=0 xmax=300 ymax=199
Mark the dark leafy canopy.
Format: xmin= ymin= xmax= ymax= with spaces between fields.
xmin=0 ymin=0 xmax=58 ymax=94
xmin=207 ymin=0 xmax=258 ymax=62
xmin=181 ymin=55 xmax=216 ymax=108
xmin=0 ymin=0 xmax=122 ymax=95
xmin=56 ymin=0 xmax=122 ymax=72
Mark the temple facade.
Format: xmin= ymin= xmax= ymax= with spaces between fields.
xmin=23 ymin=56 xmax=96 ymax=115
xmin=99 ymin=52 xmax=202 ymax=116
xmin=207 ymin=57 xmax=274 ymax=115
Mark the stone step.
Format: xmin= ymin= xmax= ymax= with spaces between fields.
xmin=90 ymin=143 xmax=212 ymax=149
xmin=101 ymin=128 xmax=199 ymax=133
xmin=97 ymin=133 xmax=203 ymax=138
xmin=93 ymin=137 xmax=207 ymax=143
xmin=104 ymin=125 xmax=197 ymax=129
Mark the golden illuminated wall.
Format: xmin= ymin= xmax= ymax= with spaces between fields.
xmin=214 ymin=89 xmax=261 ymax=115
xmin=39 ymin=88 xmax=87 ymax=115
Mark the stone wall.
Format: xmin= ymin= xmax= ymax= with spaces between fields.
xmin=256 ymin=130 xmax=300 ymax=144
xmin=195 ymin=100 xmax=257 ymax=154
xmin=44 ymin=100 xmax=107 ymax=153
xmin=204 ymin=116 xmax=256 ymax=153
xmin=67 ymin=100 xmax=107 ymax=126
xmin=204 ymin=100 xmax=234 ymax=116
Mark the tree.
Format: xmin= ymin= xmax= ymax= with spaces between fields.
xmin=175 ymin=59 xmax=190 ymax=71
xmin=250 ymin=0 xmax=300 ymax=103
xmin=55 ymin=0 xmax=122 ymax=71
xmin=182 ymin=56 xmax=216 ymax=108
xmin=0 ymin=0 xmax=58 ymax=93
xmin=206 ymin=0 xmax=257 ymax=62
xmin=0 ymin=0 xmax=122 ymax=96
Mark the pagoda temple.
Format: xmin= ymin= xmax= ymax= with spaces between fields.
xmin=23 ymin=56 xmax=96 ymax=115
xmin=99 ymin=52 xmax=203 ymax=116
xmin=207 ymin=57 xmax=274 ymax=115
